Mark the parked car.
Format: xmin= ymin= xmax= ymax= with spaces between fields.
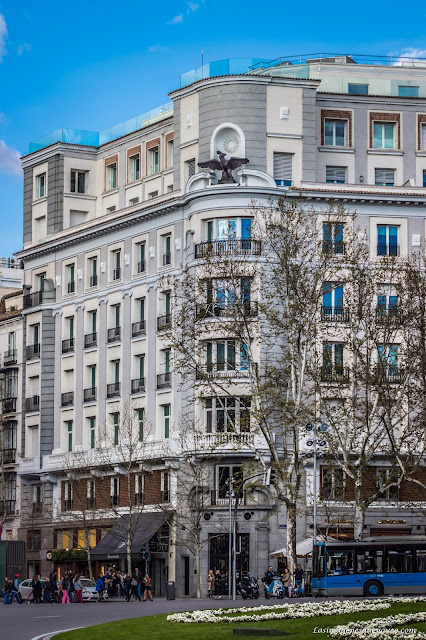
xmin=57 ymin=578 xmax=108 ymax=602
xmin=18 ymin=577 xmax=49 ymax=601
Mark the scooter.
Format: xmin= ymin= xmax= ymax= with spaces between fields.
xmin=237 ymin=573 xmax=260 ymax=599
xmin=262 ymin=575 xmax=285 ymax=599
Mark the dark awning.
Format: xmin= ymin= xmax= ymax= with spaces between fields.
xmin=90 ymin=512 xmax=165 ymax=559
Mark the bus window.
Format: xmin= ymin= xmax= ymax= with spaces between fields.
xmin=326 ymin=548 xmax=355 ymax=575
xmin=356 ymin=549 xmax=383 ymax=573
xmin=386 ymin=549 xmax=413 ymax=573
xmin=416 ymin=550 xmax=426 ymax=572
xmin=313 ymin=545 xmax=325 ymax=577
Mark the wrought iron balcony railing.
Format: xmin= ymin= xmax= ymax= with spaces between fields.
xmin=131 ymin=378 xmax=146 ymax=394
xmin=1 ymin=448 xmax=16 ymax=464
xmin=61 ymin=391 xmax=74 ymax=407
xmin=321 ymin=306 xmax=349 ymax=322
xmin=157 ymin=372 xmax=171 ymax=389
xmin=377 ymin=243 xmax=400 ymax=257
xmin=84 ymin=387 xmax=97 ymax=402
xmin=196 ymin=302 xmax=258 ymax=320
xmin=157 ymin=314 xmax=172 ymax=331
xmin=90 ymin=275 xmax=98 ymax=287
xmin=132 ymin=320 xmax=146 ymax=337
xmin=320 ymin=366 xmax=350 ymax=383
xmin=196 ymin=363 xmax=255 ymax=379
xmin=84 ymin=332 xmax=97 ymax=348
xmin=195 ymin=239 xmax=261 ymax=259
xmin=322 ymin=241 xmax=345 ymax=255
xmin=107 ymin=327 xmax=121 ymax=343
xmin=107 ymin=382 xmax=121 ymax=398
xmin=23 ymin=290 xmax=43 ymax=308
xmin=3 ymin=397 xmax=17 ymax=413
xmin=3 ymin=350 xmax=17 ymax=366
xmin=137 ymin=261 xmax=146 ymax=273
xmin=67 ymin=281 xmax=75 ymax=294
xmin=62 ymin=338 xmax=74 ymax=354
xmin=25 ymin=395 xmax=40 ymax=412
xmin=26 ymin=343 xmax=40 ymax=361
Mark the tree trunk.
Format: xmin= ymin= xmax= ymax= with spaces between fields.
xmin=87 ymin=547 xmax=93 ymax=581
xmin=354 ymin=482 xmax=365 ymax=541
xmin=286 ymin=502 xmax=297 ymax=574
xmin=127 ymin=528 xmax=132 ymax=575
xmin=195 ymin=543 xmax=201 ymax=598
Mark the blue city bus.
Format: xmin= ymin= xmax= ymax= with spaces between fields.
xmin=311 ymin=536 xmax=426 ymax=597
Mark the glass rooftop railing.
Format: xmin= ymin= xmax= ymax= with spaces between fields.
xmin=29 ymin=103 xmax=173 ymax=153
xmin=248 ymin=53 xmax=426 ymax=71
xmin=180 ymin=58 xmax=264 ymax=88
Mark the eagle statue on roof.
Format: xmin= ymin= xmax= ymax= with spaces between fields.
xmin=198 ymin=151 xmax=249 ymax=183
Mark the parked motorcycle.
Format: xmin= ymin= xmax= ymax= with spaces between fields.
xmin=237 ymin=573 xmax=260 ymax=599
xmin=261 ymin=575 xmax=285 ymax=599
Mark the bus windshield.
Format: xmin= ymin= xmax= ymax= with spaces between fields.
xmin=313 ymin=544 xmax=325 ymax=577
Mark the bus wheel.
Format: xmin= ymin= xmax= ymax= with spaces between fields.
xmin=364 ymin=580 xmax=383 ymax=597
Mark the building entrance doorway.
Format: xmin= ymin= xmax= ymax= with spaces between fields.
xmin=209 ymin=533 xmax=249 ymax=595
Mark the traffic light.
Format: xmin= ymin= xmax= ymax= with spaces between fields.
xmin=265 ymin=468 xmax=277 ymax=486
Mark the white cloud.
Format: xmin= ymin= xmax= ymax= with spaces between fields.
xmin=148 ymin=44 xmax=170 ymax=53
xmin=392 ymin=47 xmax=426 ymax=66
xmin=0 ymin=14 xmax=8 ymax=61
xmin=187 ymin=1 xmax=200 ymax=11
xmin=0 ymin=140 xmax=22 ymax=175
xmin=168 ymin=13 xmax=183 ymax=24
xmin=17 ymin=42 xmax=31 ymax=56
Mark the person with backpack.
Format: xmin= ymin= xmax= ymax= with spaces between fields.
xmin=61 ymin=576 xmax=70 ymax=603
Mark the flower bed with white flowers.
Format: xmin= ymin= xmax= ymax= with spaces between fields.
xmin=167 ymin=596 xmax=426 ymax=638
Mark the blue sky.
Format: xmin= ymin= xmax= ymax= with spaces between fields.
xmin=1 ymin=0 xmax=426 ymax=257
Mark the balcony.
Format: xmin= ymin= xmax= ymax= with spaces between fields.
xmin=320 ymin=366 xmax=350 ymax=384
xmin=84 ymin=332 xmax=97 ymax=348
xmin=23 ymin=290 xmax=43 ymax=309
xmin=197 ymin=432 xmax=254 ymax=449
xmin=210 ymin=489 xmax=247 ymax=507
xmin=90 ymin=275 xmax=98 ymax=287
xmin=3 ymin=397 xmax=17 ymax=414
xmin=196 ymin=363 xmax=255 ymax=380
xmin=322 ymin=241 xmax=345 ymax=255
xmin=321 ymin=306 xmax=350 ymax=322
xmin=62 ymin=338 xmax=74 ymax=354
xmin=157 ymin=314 xmax=171 ymax=331
xmin=377 ymin=244 xmax=400 ymax=257
xmin=26 ymin=343 xmax=40 ymax=361
xmin=84 ymin=387 xmax=97 ymax=402
xmin=376 ymin=307 xmax=403 ymax=324
xmin=374 ymin=365 xmax=402 ymax=384
xmin=67 ymin=281 xmax=75 ymax=294
xmin=157 ymin=372 xmax=171 ymax=389
xmin=138 ymin=261 xmax=146 ymax=273
xmin=25 ymin=395 xmax=40 ymax=412
xmin=1 ymin=448 xmax=16 ymax=464
xmin=132 ymin=320 xmax=146 ymax=337
xmin=4 ymin=350 xmax=17 ymax=365
xmin=107 ymin=382 xmax=121 ymax=398
xmin=107 ymin=327 xmax=121 ymax=343
xmin=61 ymin=391 xmax=74 ymax=407
xmin=196 ymin=302 xmax=258 ymax=320
xmin=195 ymin=239 xmax=262 ymax=259
xmin=163 ymin=253 xmax=172 ymax=266
xmin=0 ymin=500 xmax=16 ymax=516
xmin=113 ymin=268 xmax=121 ymax=280
xmin=131 ymin=378 xmax=145 ymax=394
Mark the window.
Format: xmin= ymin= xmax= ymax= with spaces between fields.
xmin=377 ymin=225 xmax=398 ymax=256
xmin=398 ymin=85 xmax=418 ymax=97
xmin=322 ymin=343 xmax=345 ymax=378
xmin=137 ymin=243 xmax=146 ymax=273
xmin=321 ymin=467 xmax=345 ymax=500
xmin=161 ymin=471 xmax=170 ymax=502
xmin=163 ymin=234 xmax=171 ymax=266
xmin=89 ymin=257 xmax=98 ymax=287
xmin=106 ymin=163 xmax=117 ymax=190
xmin=373 ymin=122 xmax=395 ymax=149
xmin=163 ymin=405 xmax=170 ymax=439
xmin=216 ymin=465 xmax=242 ymax=500
xmin=322 ymin=222 xmax=344 ymax=254
xmin=185 ymin=158 xmax=195 ymax=182
xmin=27 ymin=530 xmax=41 ymax=552
xmin=137 ymin=409 xmax=145 ymax=442
xmin=112 ymin=250 xmax=121 ymax=280
xmin=421 ymin=123 xmax=426 ymax=150
xmin=135 ymin=474 xmax=144 ymax=505
xmin=375 ymin=168 xmax=395 ymax=186
xmin=111 ymin=477 xmax=120 ymax=506
xmin=129 ymin=197 xmax=139 ymax=205
xmin=423 ymin=170 xmax=426 ymax=188
xmin=326 ymin=166 xmax=347 ymax=184
xmin=87 ymin=481 xmax=96 ymax=509
xmin=348 ymin=83 xmax=369 ymax=95
xmin=324 ymin=119 xmax=347 ymax=146
xmin=377 ymin=288 xmax=398 ymax=319
xmin=89 ymin=417 xmax=96 ymax=449
xmin=65 ymin=420 xmax=73 ymax=452
xmin=385 ymin=548 xmax=413 ymax=573
xmin=129 ymin=154 xmax=140 ymax=182
xmin=377 ymin=468 xmax=399 ymax=501
xmin=167 ymin=184 xmax=173 ymax=193
xmin=38 ymin=273 xmax=46 ymax=292
xmin=36 ymin=173 xmax=46 ymax=198
xmin=112 ymin=412 xmax=120 ymax=445
xmin=70 ymin=170 xmax=87 ymax=194
xmin=377 ymin=344 xmax=399 ymax=379
xmin=273 ymin=153 xmax=293 ymax=186
xmin=138 ymin=355 xmax=145 ymax=381
xmin=167 ymin=139 xmax=174 ymax=168
xmin=205 ymin=397 xmax=251 ymax=433
xmin=148 ymin=190 xmax=158 ymax=199
xmin=148 ymin=146 xmax=159 ymax=175
xmin=322 ymin=283 xmax=344 ymax=320
xmin=35 ymin=215 xmax=47 ymax=242
xmin=107 ymin=205 xmax=116 ymax=213
xmin=67 ymin=264 xmax=75 ymax=294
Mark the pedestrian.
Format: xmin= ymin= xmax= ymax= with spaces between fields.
xmin=132 ymin=567 xmax=142 ymax=600
xmin=42 ymin=580 xmax=53 ymax=604
xmin=143 ymin=574 xmax=153 ymax=601
xmin=67 ymin=573 xmax=75 ymax=603
xmin=124 ymin=573 xmax=132 ymax=601
xmin=206 ymin=569 xmax=215 ymax=598
xmin=3 ymin=577 xmax=12 ymax=605
xmin=32 ymin=575 xmax=42 ymax=604
xmin=294 ymin=564 xmax=304 ymax=597
xmin=95 ymin=574 xmax=105 ymax=603
xmin=281 ymin=568 xmax=292 ymax=597
xmin=130 ymin=575 xmax=140 ymax=601
xmin=73 ymin=574 xmax=83 ymax=603
xmin=61 ymin=576 xmax=70 ymax=603
xmin=214 ymin=570 xmax=221 ymax=599
xmin=9 ymin=574 xmax=22 ymax=604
